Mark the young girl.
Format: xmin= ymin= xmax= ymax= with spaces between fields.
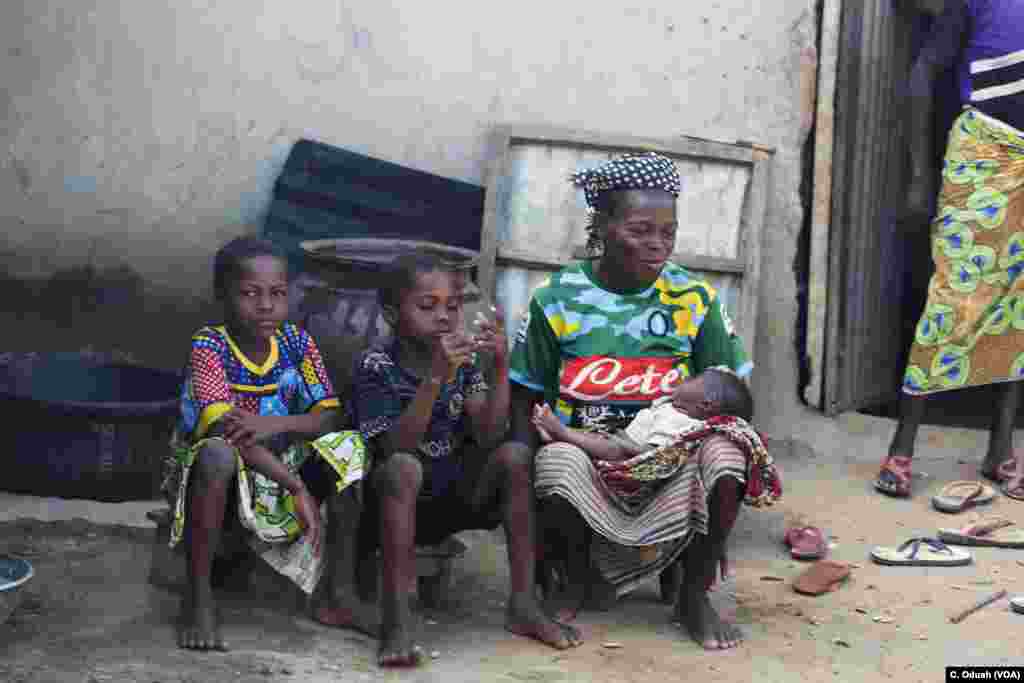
xmin=164 ymin=236 xmax=374 ymax=651
xmin=349 ymin=252 xmax=582 ymax=667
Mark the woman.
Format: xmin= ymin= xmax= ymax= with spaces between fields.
xmin=876 ymin=0 xmax=1024 ymax=500
xmin=508 ymin=152 xmax=754 ymax=651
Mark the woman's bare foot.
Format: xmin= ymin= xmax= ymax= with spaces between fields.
xmin=314 ymin=591 xmax=380 ymax=638
xmin=677 ymin=589 xmax=742 ymax=650
xmin=178 ymin=590 xmax=228 ymax=651
xmin=506 ymin=592 xmax=582 ymax=649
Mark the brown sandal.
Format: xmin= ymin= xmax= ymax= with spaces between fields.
xmin=875 ymin=455 xmax=912 ymax=497
xmin=793 ymin=560 xmax=851 ymax=596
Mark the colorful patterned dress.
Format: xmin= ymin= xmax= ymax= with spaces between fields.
xmin=162 ymin=323 xmax=367 ymax=594
xmin=510 ymin=260 xmax=756 ymax=596
xmin=903 ymin=1 xmax=1024 ymax=394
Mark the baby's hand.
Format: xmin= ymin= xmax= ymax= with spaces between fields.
xmin=531 ymin=403 xmax=563 ymax=443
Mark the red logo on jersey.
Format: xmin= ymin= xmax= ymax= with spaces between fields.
xmin=559 ymin=356 xmax=683 ymax=402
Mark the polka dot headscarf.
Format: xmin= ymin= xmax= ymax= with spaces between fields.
xmin=570 ymin=151 xmax=681 ymax=222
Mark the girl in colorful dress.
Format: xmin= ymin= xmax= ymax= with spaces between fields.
xmin=349 ymin=252 xmax=581 ymax=667
xmin=164 ymin=237 xmax=372 ymax=651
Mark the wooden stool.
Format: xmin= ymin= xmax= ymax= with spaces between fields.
xmin=148 ymin=507 xmax=467 ymax=609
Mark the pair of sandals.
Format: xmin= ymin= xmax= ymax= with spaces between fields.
xmin=871 ymin=517 xmax=1024 ymax=567
xmin=875 ymin=454 xmax=1024 ymax=500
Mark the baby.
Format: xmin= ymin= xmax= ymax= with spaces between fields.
xmin=532 ymin=367 xmax=753 ymax=462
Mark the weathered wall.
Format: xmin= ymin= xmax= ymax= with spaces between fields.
xmin=0 ymin=0 xmax=815 ymax=436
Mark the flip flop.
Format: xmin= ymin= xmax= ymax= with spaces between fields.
xmin=930 ymin=481 xmax=996 ymax=513
xmin=792 ymin=560 xmax=851 ymax=596
xmin=783 ymin=526 xmax=828 ymax=560
xmin=875 ymin=455 xmax=912 ymax=497
xmin=1011 ymin=596 xmax=1024 ymax=615
xmin=870 ymin=537 xmax=972 ymax=567
xmin=938 ymin=516 xmax=1024 ymax=548
xmin=1002 ymin=481 xmax=1024 ymax=501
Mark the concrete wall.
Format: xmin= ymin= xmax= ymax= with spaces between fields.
xmin=0 ymin=0 xmax=816 ymax=437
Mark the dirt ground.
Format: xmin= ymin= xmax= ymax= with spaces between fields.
xmin=2 ymin=427 xmax=1024 ymax=683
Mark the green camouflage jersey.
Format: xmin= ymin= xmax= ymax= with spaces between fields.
xmin=509 ymin=260 xmax=752 ymax=432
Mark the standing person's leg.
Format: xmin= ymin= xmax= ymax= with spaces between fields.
xmin=180 ymin=440 xmax=236 ymax=651
xmin=469 ymin=442 xmax=581 ymax=649
xmin=372 ymin=453 xmax=423 ymax=667
xmin=982 ymin=382 xmax=1022 ymax=481
xmin=876 ymin=393 xmax=928 ymax=496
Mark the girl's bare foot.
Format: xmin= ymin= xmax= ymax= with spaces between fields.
xmin=378 ymin=625 xmax=423 ymax=667
xmin=677 ymin=589 xmax=742 ymax=650
xmin=378 ymin=599 xmax=422 ymax=667
xmin=314 ymin=592 xmax=380 ymax=638
xmin=178 ymin=591 xmax=229 ymax=651
xmin=506 ymin=592 xmax=582 ymax=649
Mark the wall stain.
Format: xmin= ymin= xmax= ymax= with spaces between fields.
xmin=12 ymin=158 xmax=32 ymax=192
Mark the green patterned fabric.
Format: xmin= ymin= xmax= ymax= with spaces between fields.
xmin=164 ymin=431 xmax=367 ymax=594
xmin=509 ymin=260 xmax=751 ymax=433
xmin=904 ymin=107 xmax=1024 ymax=395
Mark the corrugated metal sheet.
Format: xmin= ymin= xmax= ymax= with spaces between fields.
xmin=822 ymin=0 xmax=917 ymax=415
xmin=263 ymin=139 xmax=485 ymax=271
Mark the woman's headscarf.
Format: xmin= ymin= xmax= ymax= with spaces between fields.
xmin=569 ymin=152 xmax=681 ymax=251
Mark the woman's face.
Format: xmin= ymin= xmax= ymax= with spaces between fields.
xmin=598 ymin=190 xmax=677 ymax=288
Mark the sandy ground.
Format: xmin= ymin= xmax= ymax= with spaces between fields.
xmin=2 ymin=419 xmax=1024 ymax=682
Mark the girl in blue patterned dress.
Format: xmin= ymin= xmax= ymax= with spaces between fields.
xmin=164 ymin=237 xmax=373 ymax=651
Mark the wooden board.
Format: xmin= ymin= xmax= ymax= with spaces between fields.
xmin=478 ymin=125 xmax=772 ymax=359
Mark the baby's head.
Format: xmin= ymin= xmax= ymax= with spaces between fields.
xmin=379 ymin=251 xmax=464 ymax=346
xmin=671 ymin=368 xmax=753 ymax=421
xmin=213 ymin=236 xmax=289 ymax=341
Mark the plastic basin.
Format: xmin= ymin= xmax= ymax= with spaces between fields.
xmin=0 ymin=556 xmax=34 ymax=625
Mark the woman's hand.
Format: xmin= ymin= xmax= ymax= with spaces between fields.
xmin=472 ymin=305 xmax=509 ymax=366
xmin=430 ymin=332 xmax=476 ymax=383
xmin=291 ymin=486 xmax=322 ymax=556
xmin=532 ymin=403 xmax=566 ymax=443
xmin=221 ymin=409 xmax=280 ymax=449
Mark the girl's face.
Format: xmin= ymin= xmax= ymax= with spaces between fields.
xmin=395 ymin=268 xmax=463 ymax=345
xmin=224 ymin=255 xmax=289 ymax=342
xmin=599 ymin=190 xmax=677 ymax=289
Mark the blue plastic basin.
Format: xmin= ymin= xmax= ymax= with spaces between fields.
xmin=0 ymin=354 xmax=182 ymax=501
xmin=0 ymin=556 xmax=34 ymax=625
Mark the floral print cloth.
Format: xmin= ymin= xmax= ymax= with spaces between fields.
xmin=904 ymin=108 xmax=1024 ymax=394
xmin=597 ymin=414 xmax=782 ymax=510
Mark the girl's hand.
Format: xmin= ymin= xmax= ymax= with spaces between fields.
xmin=472 ymin=305 xmax=509 ymax=365
xmin=431 ymin=333 xmax=476 ymax=383
xmin=531 ymin=403 xmax=564 ymax=443
xmin=221 ymin=409 xmax=279 ymax=449
xmin=291 ymin=486 xmax=322 ymax=556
